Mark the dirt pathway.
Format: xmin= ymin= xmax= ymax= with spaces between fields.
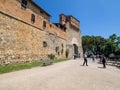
xmin=0 ymin=59 xmax=120 ymax=90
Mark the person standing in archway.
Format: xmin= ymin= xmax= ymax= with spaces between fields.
xmin=83 ymin=53 xmax=88 ymax=66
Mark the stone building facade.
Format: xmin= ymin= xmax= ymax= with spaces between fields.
xmin=0 ymin=0 xmax=83 ymax=64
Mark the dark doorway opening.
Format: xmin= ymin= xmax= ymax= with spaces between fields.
xmin=73 ymin=44 xmax=78 ymax=58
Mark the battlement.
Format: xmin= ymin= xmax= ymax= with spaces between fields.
xmin=69 ymin=16 xmax=80 ymax=30
xmin=59 ymin=14 xmax=80 ymax=30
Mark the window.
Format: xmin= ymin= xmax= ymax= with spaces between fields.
xmin=40 ymin=10 xmax=44 ymax=14
xmin=31 ymin=14 xmax=35 ymax=23
xmin=64 ymin=27 xmax=66 ymax=32
xmin=21 ymin=0 xmax=27 ymax=9
xmin=43 ymin=41 xmax=47 ymax=47
xmin=43 ymin=21 xmax=46 ymax=29
xmin=50 ymin=24 xmax=52 ymax=28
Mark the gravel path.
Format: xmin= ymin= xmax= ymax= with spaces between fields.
xmin=0 ymin=59 xmax=120 ymax=90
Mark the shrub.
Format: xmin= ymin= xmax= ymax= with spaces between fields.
xmin=65 ymin=49 xmax=69 ymax=58
xmin=48 ymin=54 xmax=55 ymax=60
xmin=61 ymin=49 xmax=64 ymax=55
xmin=55 ymin=46 xmax=59 ymax=53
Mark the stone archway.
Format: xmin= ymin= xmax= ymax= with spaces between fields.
xmin=73 ymin=44 xmax=78 ymax=57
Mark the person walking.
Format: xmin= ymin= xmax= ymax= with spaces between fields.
xmin=83 ymin=53 xmax=88 ymax=66
xmin=102 ymin=54 xmax=106 ymax=68
xmin=92 ymin=54 xmax=95 ymax=62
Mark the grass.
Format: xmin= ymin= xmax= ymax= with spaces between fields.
xmin=0 ymin=58 xmax=69 ymax=74
xmin=0 ymin=61 xmax=43 ymax=74
xmin=53 ymin=58 xmax=69 ymax=63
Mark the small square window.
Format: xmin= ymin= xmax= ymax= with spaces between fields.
xmin=40 ymin=10 xmax=44 ymax=14
xmin=43 ymin=41 xmax=47 ymax=47
xmin=31 ymin=14 xmax=35 ymax=23
xmin=21 ymin=0 xmax=27 ymax=9
xmin=43 ymin=21 xmax=46 ymax=29
xmin=50 ymin=24 xmax=52 ymax=28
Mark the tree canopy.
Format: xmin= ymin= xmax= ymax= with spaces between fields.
xmin=82 ymin=34 xmax=120 ymax=57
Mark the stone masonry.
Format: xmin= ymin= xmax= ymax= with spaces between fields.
xmin=0 ymin=0 xmax=83 ymax=65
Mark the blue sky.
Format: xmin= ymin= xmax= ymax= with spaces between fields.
xmin=33 ymin=0 xmax=120 ymax=38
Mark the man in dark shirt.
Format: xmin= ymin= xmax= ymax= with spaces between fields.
xmin=83 ymin=54 xmax=88 ymax=66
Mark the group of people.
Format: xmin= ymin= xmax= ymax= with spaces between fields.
xmin=83 ymin=53 xmax=106 ymax=68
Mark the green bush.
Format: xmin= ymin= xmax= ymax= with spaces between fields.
xmin=55 ymin=46 xmax=59 ymax=53
xmin=61 ymin=49 xmax=64 ymax=55
xmin=65 ymin=49 xmax=69 ymax=58
xmin=48 ymin=54 xmax=55 ymax=60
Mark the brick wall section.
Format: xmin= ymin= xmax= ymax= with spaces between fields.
xmin=0 ymin=0 xmax=67 ymax=40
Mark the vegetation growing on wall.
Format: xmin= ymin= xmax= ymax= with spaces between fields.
xmin=65 ymin=49 xmax=69 ymax=58
xmin=61 ymin=43 xmax=64 ymax=55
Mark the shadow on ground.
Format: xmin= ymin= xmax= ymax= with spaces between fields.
xmin=98 ymin=67 xmax=106 ymax=69
xmin=116 ymin=66 xmax=120 ymax=69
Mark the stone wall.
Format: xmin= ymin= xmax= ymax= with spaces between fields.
xmin=0 ymin=11 xmax=66 ymax=65
xmin=44 ymin=32 xmax=67 ymax=58
xmin=66 ymin=26 xmax=83 ymax=58
xmin=59 ymin=14 xmax=83 ymax=58
xmin=0 ymin=0 xmax=83 ymax=65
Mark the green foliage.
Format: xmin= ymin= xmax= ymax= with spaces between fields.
xmin=82 ymin=34 xmax=120 ymax=57
xmin=0 ymin=61 xmax=42 ymax=74
xmin=65 ymin=49 xmax=69 ymax=58
xmin=109 ymin=34 xmax=117 ymax=42
xmin=55 ymin=46 xmax=58 ymax=53
xmin=82 ymin=35 xmax=106 ymax=55
xmin=117 ymin=36 xmax=120 ymax=43
xmin=53 ymin=58 xmax=69 ymax=63
xmin=48 ymin=54 xmax=55 ymax=60
xmin=61 ymin=43 xmax=64 ymax=55
xmin=61 ymin=49 xmax=64 ymax=55
xmin=0 ymin=58 xmax=70 ymax=74
xmin=103 ymin=40 xmax=116 ymax=56
xmin=61 ymin=43 xmax=64 ymax=48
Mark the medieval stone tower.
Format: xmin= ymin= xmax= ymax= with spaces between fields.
xmin=59 ymin=14 xmax=83 ymax=58
xmin=0 ymin=0 xmax=83 ymax=64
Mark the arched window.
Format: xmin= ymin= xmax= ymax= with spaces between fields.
xmin=43 ymin=21 xmax=46 ymax=29
xmin=31 ymin=14 xmax=35 ymax=23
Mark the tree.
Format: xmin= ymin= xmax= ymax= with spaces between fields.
xmin=109 ymin=34 xmax=117 ymax=42
xmin=82 ymin=35 xmax=106 ymax=56
xmin=107 ymin=34 xmax=120 ymax=56
xmin=82 ymin=34 xmax=120 ymax=57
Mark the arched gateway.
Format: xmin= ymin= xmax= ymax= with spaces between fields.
xmin=73 ymin=44 xmax=78 ymax=57
xmin=59 ymin=14 xmax=83 ymax=58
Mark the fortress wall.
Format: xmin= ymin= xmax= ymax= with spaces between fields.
xmin=0 ymin=0 xmax=82 ymax=65
xmin=0 ymin=0 xmax=67 ymax=40
xmin=0 ymin=11 xmax=66 ymax=64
